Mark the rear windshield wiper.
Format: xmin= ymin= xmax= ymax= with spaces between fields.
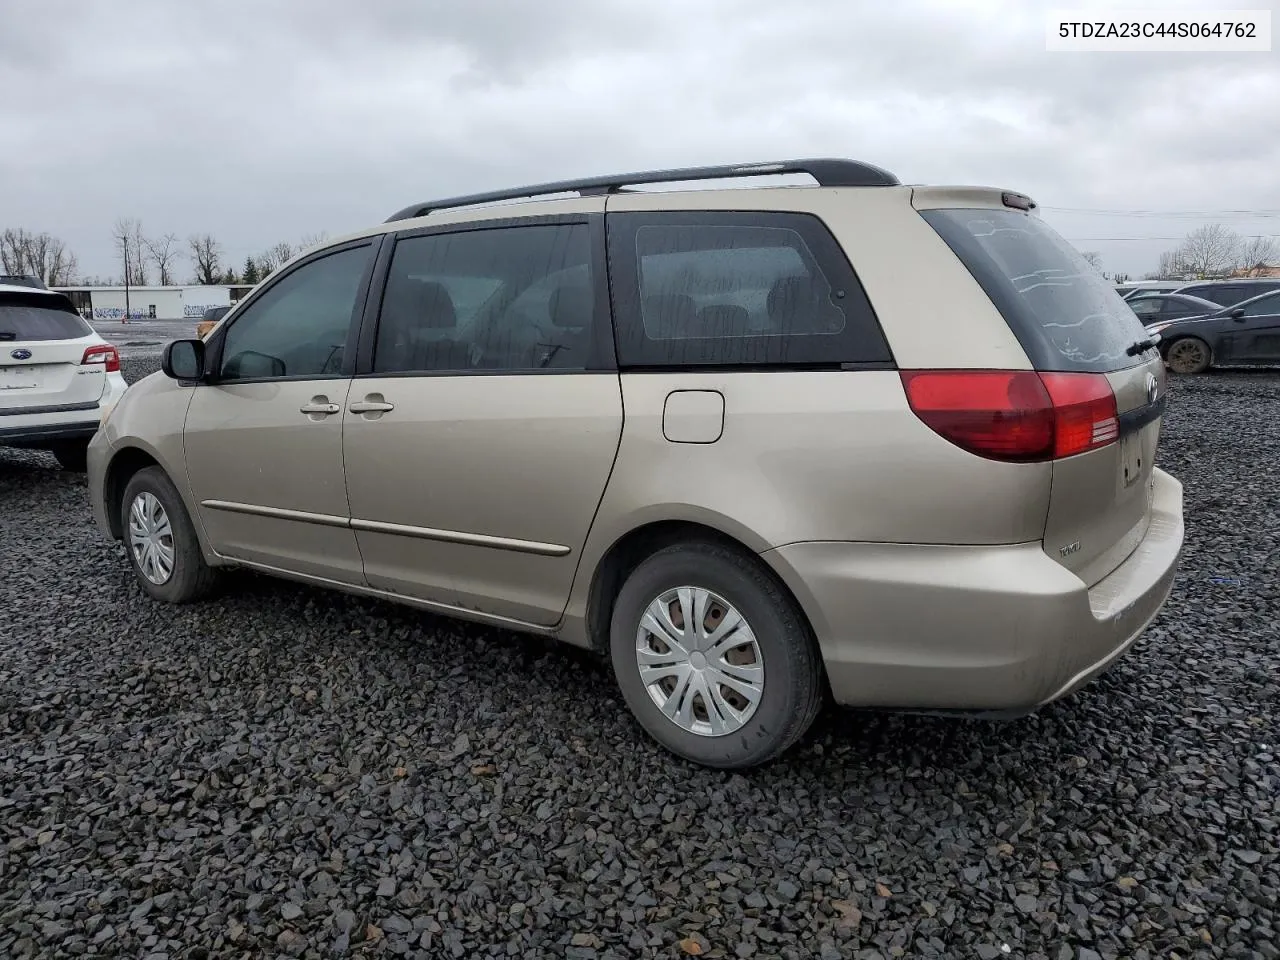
xmin=0 ymin=332 xmax=15 ymax=341
xmin=1126 ymin=335 xmax=1160 ymax=357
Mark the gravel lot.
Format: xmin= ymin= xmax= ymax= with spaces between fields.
xmin=2 ymin=357 xmax=1277 ymax=960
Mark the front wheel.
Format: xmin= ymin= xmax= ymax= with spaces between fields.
xmin=1164 ymin=336 xmax=1212 ymax=375
xmin=609 ymin=542 xmax=823 ymax=769
xmin=121 ymin=466 xmax=219 ymax=603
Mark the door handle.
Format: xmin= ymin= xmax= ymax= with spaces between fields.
xmin=349 ymin=396 xmax=395 ymax=415
xmin=300 ymin=397 xmax=340 ymax=416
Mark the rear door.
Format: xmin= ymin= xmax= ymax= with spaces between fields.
xmin=0 ymin=291 xmax=109 ymax=413
xmin=920 ymin=202 xmax=1165 ymax=586
xmin=342 ymin=210 xmax=623 ymax=626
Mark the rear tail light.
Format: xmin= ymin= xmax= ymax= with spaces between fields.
xmin=81 ymin=344 xmax=121 ymax=373
xmin=900 ymin=370 xmax=1119 ymax=463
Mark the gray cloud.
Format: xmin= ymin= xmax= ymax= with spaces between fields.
xmin=4 ymin=0 xmax=1278 ymax=280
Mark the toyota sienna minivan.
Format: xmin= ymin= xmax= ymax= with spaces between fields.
xmin=88 ymin=159 xmax=1184 ymax=768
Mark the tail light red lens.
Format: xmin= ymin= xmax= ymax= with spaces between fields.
xmin=1038 ymin=372 xmax=1119 ymax=458
xmin=81 ymin=344 xmax=121 ymax=373
xmin=900 ymin=370 xmax=1119 ymax=463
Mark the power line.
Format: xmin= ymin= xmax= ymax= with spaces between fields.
xmin=1046 ymin=206 xmax=1280 ymax=218
xmin=1066 ymin=234 xmax=1280 ymax=242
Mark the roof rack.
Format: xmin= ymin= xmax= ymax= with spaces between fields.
xmin=384 ymin=158 xmax=900 ymax=222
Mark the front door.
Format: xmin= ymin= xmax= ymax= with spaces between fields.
xmin=184 ymin=240 xmax=378 ymax=583
xmin=342 ymin=216 xmax=623 ymax=626
xmin=1221 ymin=291 xmax=1280 ymax=364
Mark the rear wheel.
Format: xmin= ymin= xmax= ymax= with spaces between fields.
xmin=50 ymin=440 xmax=88 ymax=472
xmin=121 ymin=466 xmax=219 ymax=603
xmin=1164 ymin=336 xmax=1211 ymax=375
xmin=609 ymin=542 xmax=823 ymax=769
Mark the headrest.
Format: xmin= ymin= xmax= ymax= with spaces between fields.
xmin=415 ymin=281 xmax=457 ymax=329
xmin=549 ymin=284 xmax=593 ymax=328
xmin=766 ymin=275 xmax=821 ymax=324
xmin=643 ymin=293 xmax=699 ymax=338
xmin=692 ymin=304 xmax=750 ymax=338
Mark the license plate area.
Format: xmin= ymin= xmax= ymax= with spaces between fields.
xmin=0 ymin=366 xmax=40 ymax=389
xmin=1120 ymin=431 xmax=1144 ymax=488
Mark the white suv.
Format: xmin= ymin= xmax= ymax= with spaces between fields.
xmin=0 ymin=284 xmax=127 ymax=470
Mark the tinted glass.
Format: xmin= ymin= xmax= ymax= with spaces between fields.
xmin=374 ymin=223 xmax=594 ymax=373
xmin=219 ymin=245 xmax=370 ymax=380
xmin=1167 ymin=297 xmax=1206 ymax=316
xmin=921 ymin=208 xmax=1149 ymax=373
xmin=610 ymin=212 xmax=891 ymax=368
xmin=0 ymin=293 xmax=93 ymax=341
xmin=1241 ymin=291 xmax=1280 ymax=317
xmin=1181 ymin=283 xmax=1280 ymax=307
xmin=1129 ymin=298 xmax=1163 ymax=317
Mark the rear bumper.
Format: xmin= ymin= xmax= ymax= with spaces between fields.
xmin=0 ymin=372 xmax=125 ymax=448
xmin=0 ymin=418 xmax=99 ymax=446
xmin=764 ymin=467 xmax=1184 ymax=711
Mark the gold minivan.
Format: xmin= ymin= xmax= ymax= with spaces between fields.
xmin=88 ymin=159 xmax=1184 ymax=768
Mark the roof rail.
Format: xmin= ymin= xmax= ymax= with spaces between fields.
xmin=384 ymin=158 xmax=900 ymax=222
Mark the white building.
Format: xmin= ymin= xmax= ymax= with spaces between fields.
xmin=53 ymin=284 xmax=254 ymax=321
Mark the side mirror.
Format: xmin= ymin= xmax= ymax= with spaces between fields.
xmin=1230 ymin=307 xmax=1246 ymax=321
xmin=162 ymin=339 xmax=205 ymax=381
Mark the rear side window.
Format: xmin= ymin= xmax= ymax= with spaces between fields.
xmin=921 ymin=208 xmax=1149 ymax=373
xmin=608 ymin=211 xmax=892 ymax=367
xmin=0 ymin=293 xmax=92 ymax=342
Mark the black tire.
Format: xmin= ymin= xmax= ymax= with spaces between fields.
xmin=50 ymin=440 xmax=89 ymax=472
xmin=1164 ymin=336 xmax=1212 ymax=375
xmin=121 ymin=466 xmax=219 ymax=603
xmin=609 ymin=541 xmax=823 ymax=769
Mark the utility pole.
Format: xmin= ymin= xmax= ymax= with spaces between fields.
xmin=122 ymin=234 xmax=131 ymax=323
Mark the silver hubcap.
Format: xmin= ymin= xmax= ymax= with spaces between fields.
xmin=128 ymin=492 xmax=175 ymax=585
xmin=635 ymin=586 xmax=764 ymax=737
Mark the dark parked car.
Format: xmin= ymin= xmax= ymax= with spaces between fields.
xmin=1115 ymin=281 xmax=1186 ymax=300
xmin=1148 ymin=289 xmax=1280 ymax=374
xmin=1126 ymin=293 xmax=1221 ymax=326
xmin=195 ymin=304 xmax=231 ymax=338
xmin=1175 ymin=278 xmax=1280 ymax=307
xmin=0 ymin=274 xmax=47 ymax=290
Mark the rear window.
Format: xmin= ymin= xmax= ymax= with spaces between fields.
xmin=921 ymin=208 xmax=1149 ymax=373
xmin=0 ymin=293 xmax=92 ymax=342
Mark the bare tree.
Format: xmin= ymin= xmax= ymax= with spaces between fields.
xmin=1154 ymin=249 xmax=1188 ymax=279
xmin=1175 ymin=224 xmax=1240 ymax=278
xmin=113 ymin=218 xmax=148 ymax=286
xmin=1079 ymin=250 xmax=1103 ymax=273
xmin=188 ymin=234 xmax=223 ymax=285
xmin=1235 ymin=235 xmax=1279 ymax=277
xmin=143 ymin=232 xmax=181 ymax=286
xmin=1 ymin=228 xmax=29 ymax=274
xmin=297 ymin=231 xmax=329 ymax=252
xmin=1 ymin=228 xmax=79 ymax=284
xmin=255 ymin=242 xmax=290 ymax=277
xmin=32 ymin=234 xmax=78 ymax=285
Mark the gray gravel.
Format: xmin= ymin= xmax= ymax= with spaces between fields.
xmin=1 ymin=357 xmax=1277 ymax=959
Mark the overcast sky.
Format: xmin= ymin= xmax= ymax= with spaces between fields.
xmin=3 ymin=0 xmax=1278 ymax=282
